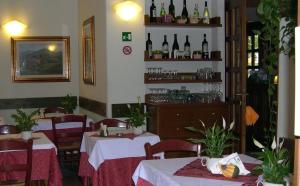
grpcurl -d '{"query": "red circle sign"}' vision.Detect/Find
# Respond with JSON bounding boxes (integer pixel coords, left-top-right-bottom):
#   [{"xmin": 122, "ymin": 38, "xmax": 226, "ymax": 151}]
[{"xmin": 123, "ymin": 46, "xmax": 132, "ymax": 55}]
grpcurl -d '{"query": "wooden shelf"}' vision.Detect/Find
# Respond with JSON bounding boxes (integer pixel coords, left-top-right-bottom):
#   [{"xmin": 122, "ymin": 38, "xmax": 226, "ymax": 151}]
[
  {"xmin": 144, "ymin": 51, "xmax": 222, "ymax": 62},
  {"xmin": 144, "ymin": 15, "xmax": 222, "ymax": 28},
  {"xmin": 144, "ymin": 57, "xmax": 222, "ymax": 62},
  {"xmin": 144, "ymin": 72, "xmax": 221, "ymax": 84}
]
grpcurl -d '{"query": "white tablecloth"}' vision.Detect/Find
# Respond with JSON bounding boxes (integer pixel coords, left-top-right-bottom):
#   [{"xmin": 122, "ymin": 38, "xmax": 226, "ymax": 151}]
[
  {"xmin": 0, "ymin": 132, "xmax": 57, "ymax": 151},
  {"xmin": 80, "ymin": 131, "xmax": 161, "ymax": 170},
  {"xmin": 132, "ymin": 154, "xmax": 261, "ymax": 186},
  {"xmin": 32, "ymin": 117, "xmax": 93, "ymax": 131}
]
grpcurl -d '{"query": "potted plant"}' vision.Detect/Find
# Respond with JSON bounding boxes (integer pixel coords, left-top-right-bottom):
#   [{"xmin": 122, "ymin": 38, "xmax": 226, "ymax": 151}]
[
  {"xmin": 61, "ymin": 94, "xmax": 77, "ymax": 114},
  {"xmin": 126, "ymin": 97, "xmax": 147, "ymax": 135},
  {"xmin": 253, "ymin": 137, "xmax": 290, "ymax": 186},
  {"xmin": 11, "ymin": 108, "xmax": 40, "ymax": 140},
  {"xmin": 185, "ymin": 118, "xmax": 237, "ymax": 172}
]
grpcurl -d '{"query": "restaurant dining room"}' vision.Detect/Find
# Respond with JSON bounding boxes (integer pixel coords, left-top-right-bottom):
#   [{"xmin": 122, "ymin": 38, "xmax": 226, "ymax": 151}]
[{"xmin": 0, "ymin": 0, "xmax": 299, "ymax": 186}]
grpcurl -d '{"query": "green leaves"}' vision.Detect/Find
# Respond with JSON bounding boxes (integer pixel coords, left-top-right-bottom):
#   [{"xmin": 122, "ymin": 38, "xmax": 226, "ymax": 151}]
[
  {"xmin": 185, "ymin": 119, "xmax": 237, "ymax": 158},
  {"xmin": 61, "ymin": 94, "xmax": 77, "ymax": 114},
  {"xmin": 253, "ymin": 138, "xmax": 290, "ymax": 184},
  {"xmin": 11, "ymin": 108, "xmax": 39, "ymax": 131},
  {"xmin": 125, "ymin": 99, "xmax": 147, "ymax": 128}
]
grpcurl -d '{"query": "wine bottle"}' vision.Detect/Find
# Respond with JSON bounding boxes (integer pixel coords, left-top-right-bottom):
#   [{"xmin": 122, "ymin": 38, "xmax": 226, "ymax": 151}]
[
  {"xmin": 160, "ymin": 2, "xmax": 166, "ymax": 17},
  {"xmin": 162, "ymin": 35, "xmax": 169, "ymax": 59},
  {"xmin": 172, "ymin": 34, "xmax": 179, "ymax": 59},
  {"xmin": 184, "ymin": 35, "xmax": 191, "ymax": 59},
  {"xmin": 203, "ymin": 1, "xmax": 210, "ymax": 24},
  {"xmin": 194, "ymin": 4, "xmax": 199, "ymax": 18},
  {"xmin": 181, "ymin": 0, "xmax": 189, "ymax": 21},
  {"xmin": 169, "ymin": 0, "xmax": 175, "ymax": 20},
  {"xmin": 202, "ymin": 34, "xmax": 209, "ymax": 59},
  {"xmin": 150, "ymin": 0, "xmax": 157, "ymax": 23},
  {"xmin": 146, "ymin": 33, "xmax": 153, "ymax": 58}
]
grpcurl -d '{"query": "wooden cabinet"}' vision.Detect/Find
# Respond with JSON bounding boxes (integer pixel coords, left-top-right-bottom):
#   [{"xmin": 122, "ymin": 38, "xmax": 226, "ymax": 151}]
[{"xmin": 147, "ymin": 103, "xmax": 229, "ymax": 140}]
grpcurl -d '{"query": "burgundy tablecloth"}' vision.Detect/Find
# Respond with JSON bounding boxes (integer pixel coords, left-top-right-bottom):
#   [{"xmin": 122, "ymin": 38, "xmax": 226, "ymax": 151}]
[
  {"xmin": 174, "ymin": 159, "xmax": 258, "ymax": 186},
  {"xmin": 78, "ymin": 152, "xmax": 145, "ymax": 186},
  {"xmin": 0, "ymin": 148, "xmax": 62, "ymax": 186},
  {"xmin": 137, "ymin": 177, "xmax": 153, "ymax": 186}
]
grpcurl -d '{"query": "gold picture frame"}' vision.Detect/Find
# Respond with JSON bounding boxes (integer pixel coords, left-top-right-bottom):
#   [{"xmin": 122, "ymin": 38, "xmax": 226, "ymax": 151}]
[
  {"xmin": 82, "ymin": 16, "xmax": 95, "ymax": 85},
  {"xmin": 11, "ymin": 36, "xmax": 70, "ymax": 82}
]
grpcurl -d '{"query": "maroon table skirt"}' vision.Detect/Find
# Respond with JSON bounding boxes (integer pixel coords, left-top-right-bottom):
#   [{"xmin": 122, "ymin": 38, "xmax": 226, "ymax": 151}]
[
  {"xmin": 0, "ymin": 148, "xmax": 62, "ymax": 186},
  {"xmin": 78, "ymin": 152, "xmax": 145, "ymax": 186}
]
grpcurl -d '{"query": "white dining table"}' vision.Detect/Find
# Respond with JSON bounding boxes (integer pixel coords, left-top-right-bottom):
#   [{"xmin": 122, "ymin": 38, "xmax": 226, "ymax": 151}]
[
  {"xmin": 132, "ymin": 154, "xmax": 262, "ymax": 186},
  {"xmin": 80, "ymin": 131, "xmax": 161, "ymax": 170},
  {"xmin": 32, "ymin": 117, "xmax": 93, "ymax": 131}
]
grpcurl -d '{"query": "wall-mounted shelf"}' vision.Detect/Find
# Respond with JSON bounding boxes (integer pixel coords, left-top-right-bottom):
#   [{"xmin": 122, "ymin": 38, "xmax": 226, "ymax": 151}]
[
  {"xmin": 144, "ymin": 72, "xmax": 221, "ymax": 84},
  {"xmin": 144, "ymin": 15, "xmax": 222, "ymax": 28}
]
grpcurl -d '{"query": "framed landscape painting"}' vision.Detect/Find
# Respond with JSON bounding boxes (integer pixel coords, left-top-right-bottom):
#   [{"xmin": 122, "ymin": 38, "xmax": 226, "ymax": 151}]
[
  {"xmin": 11, "ymin": 36, "xmax": 70, "ymax": 82},
  {"xmin": 82, "ymin": 16, "xmax": 95, "ymax": 85}
]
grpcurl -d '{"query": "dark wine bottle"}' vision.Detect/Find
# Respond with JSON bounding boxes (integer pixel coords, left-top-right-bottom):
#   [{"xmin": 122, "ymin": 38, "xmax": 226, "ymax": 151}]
[
  {"xmin": 184, "ymin": 35, "xmax": 191, "ymax": 59},
  {"xmin": 202, "ymin": 34, "xmax": 209, "ymax": 59},
  {"xmin": 181, "ymin": 0, "xmax": 189, "ymax": 21},
  {"xmin": 172, "ymin": 34, "xmax": 179, "ymax": 59},
  {"xmin": 162, "ymin": 35, "xmax": 169, "ymax": 59},
  {"xmin": 146, "ymin": 33, "xmax": 153, "ymax": 58},
  {"xmin": 169, "ymin": 0, "xmax": 175, "ymax": 20},
  {"xmin": 150, "ymin": 0, "xmax": 157, "ymax": 23}
]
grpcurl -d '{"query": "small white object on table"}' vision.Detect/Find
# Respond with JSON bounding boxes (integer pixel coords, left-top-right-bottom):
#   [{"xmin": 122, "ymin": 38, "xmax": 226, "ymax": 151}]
[
  {"xmin": 32, "ymin": 117, "xmax": 93, "ymax": 131},
  {"xmin": 132, "ymin": 154, "xmax": 261, "ymax": 186},
  {"xmin": 80, "ymin": 131, "xmax": 161, "ymax": 170}
]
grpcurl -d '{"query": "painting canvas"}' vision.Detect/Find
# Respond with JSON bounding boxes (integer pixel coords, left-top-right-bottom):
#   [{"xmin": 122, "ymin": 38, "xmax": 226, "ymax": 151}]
[
  {"xmin": 12, "ymin": 36, "xmax": 70, "ymax": 82},
  {"xmin": 83, "ymin": 16, "xmax": 95, "ymax": 85}
]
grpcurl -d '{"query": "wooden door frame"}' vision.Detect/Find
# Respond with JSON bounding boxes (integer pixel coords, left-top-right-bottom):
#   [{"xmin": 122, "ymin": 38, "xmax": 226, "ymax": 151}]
[{"xmin": 294, "ymin": 0, "xmax": 300, "ymax": 184}]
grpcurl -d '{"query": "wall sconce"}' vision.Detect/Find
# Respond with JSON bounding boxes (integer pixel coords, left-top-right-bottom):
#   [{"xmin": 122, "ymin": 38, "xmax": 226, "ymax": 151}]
[
  {"xmin": 2, "ymin": 20, "xmax": 27, "ymax": 36},
  {"xmin": 273, "ymin": 75, "xmax": 278, "ymax": 85},
  {"xmin": 114, "ymin": 0, "xmax": 142, "ymax": 21}
]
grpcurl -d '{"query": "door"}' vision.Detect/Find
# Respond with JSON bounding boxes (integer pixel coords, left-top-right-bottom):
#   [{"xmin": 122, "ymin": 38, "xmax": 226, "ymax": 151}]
[{"xmin": 225, "ymin": 0, "xmax": 247, "ymax": 153}]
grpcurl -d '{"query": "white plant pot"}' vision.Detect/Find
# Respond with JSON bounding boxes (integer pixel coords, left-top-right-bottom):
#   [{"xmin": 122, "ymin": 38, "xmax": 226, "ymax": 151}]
[
  {"xmin": 201, "ymin": 157, "xmax": 222, "ymax": 174},
  {"xmin": 133, "ymin": 126, "xmax": 143, "ymax": 135},
  {"xmin": 261, "ymin": 182, "xmax": 284, "ymax": 186},
  {"xmin": 21, "ymin": 131, "xmax": 32, "ymax": 140}
]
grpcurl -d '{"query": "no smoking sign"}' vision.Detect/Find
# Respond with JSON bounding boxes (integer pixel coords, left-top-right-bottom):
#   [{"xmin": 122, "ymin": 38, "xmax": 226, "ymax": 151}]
[{"xmin": 123, "ymin": 45, "xmax": 132, "ymax": 55}]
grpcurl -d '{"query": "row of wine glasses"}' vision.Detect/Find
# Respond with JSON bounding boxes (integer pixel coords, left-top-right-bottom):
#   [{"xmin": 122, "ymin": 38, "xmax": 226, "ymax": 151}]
[
  {"xmin": 146, "ymin": 67, "xmax": 178, "ymax": 80},
  {"xmin": 196, "ymin": 67, "xmax": 215, "ymax": 80}
]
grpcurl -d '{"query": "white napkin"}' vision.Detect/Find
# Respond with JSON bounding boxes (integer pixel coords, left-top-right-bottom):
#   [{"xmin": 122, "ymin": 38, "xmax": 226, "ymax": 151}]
[{"xmin": 219, "ymin": 153, "xmax": 250, "ymax": 175}]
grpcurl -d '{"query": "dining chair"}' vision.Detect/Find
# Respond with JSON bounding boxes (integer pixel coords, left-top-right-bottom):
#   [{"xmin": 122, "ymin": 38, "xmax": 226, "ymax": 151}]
[
  {"xmin": 0, "ymin": 139, "xmax": 33, "ymax": 186},
  {"xmin": 0, "ymin": 125, "xmax": 18, "ymax": 135},
  {"xmin": 90, "ymin": 118, "xmax": 129, "ymax": 130},
  {"xmin": 144, "ymin": 139, "xmax": 201, "ymax": 160},
  {"xmin": 51, "ymin": 114, "xmax": 87, "ymax": 167},
  {"xmin": 43, "ymin": 107, "xmax": 66, "ymax": 118}
]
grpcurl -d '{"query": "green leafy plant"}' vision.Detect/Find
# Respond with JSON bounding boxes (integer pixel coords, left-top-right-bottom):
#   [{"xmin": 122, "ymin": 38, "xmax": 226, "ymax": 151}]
[
  {"xmin": 11, "ymin": 109, "xmax": 39, "ymax": 131},
  {"xmin": 185, "ymin": 118, "xmax": 237, "ymax": 158},
  {"xmin": 126, "ymin": 97, "xmax": 147, "ymax": 128},
  {"xmin": 61, "ymin": 94, "xmax": 77, "ymax": 114},
  {"xmin": 253, "ymin": 137, "xmax": 290, "ymax": 184}
]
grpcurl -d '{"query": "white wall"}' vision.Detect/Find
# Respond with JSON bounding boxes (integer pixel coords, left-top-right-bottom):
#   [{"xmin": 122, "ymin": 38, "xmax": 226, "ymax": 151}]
[
  {"xmin": 78, "ymin": 0, "xmax": 107, "ymax": 104},
  {"xmin": 277, "ymin": 18, "xmax": 295, "ymax": 138},
  {"xmin": 106, "ymin": 0, "xmax": 145, "ymax": 117},
  {"xmin": 0, "ymin": 0, "xmax": 79, "ymax": 123}
]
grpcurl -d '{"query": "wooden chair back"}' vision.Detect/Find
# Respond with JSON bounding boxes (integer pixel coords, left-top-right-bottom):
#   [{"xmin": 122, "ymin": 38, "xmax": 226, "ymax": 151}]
[
  {"xmin": 0, "ymin": 139, "xmax": 33, "ymax": 186},
  {"xmin": 90, "ymin": 118, "xmax": 129, "ymax": 130},
  {"xmin": 0, "ymin": 125, "xmax": 18, "ymax": 135},
  {"xmin": 43, "ymin": 107, "xmax": 66, "ymax": 117},
  {"xmin": 51, "ymin": 114, "xmax": 87, "ymax": 146},
  {"xmin": 145, "ymin": 139, "xmax": 201, "ymax": 160}
]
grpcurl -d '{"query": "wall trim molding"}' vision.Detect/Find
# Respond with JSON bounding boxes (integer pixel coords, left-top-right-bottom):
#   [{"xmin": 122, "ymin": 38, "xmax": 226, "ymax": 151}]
[
  {"xmin": 0, "ymin": 96, "xmax": 76, "ymax": 110},
  {"xmin": 79, "ymin": 96, "xmax": 106, "ymax": 116}
]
